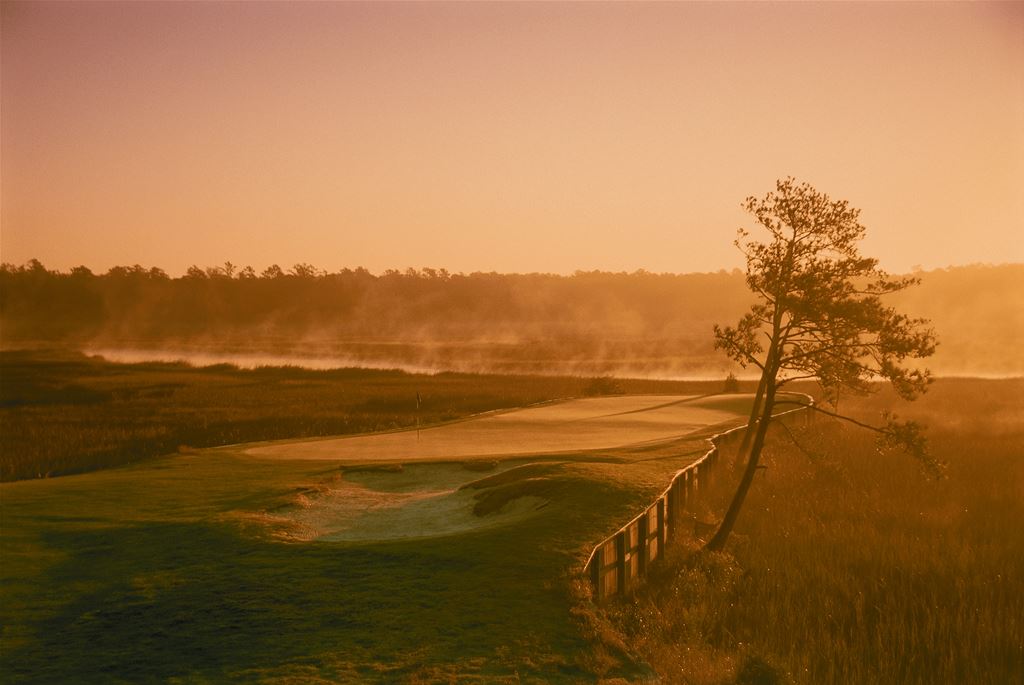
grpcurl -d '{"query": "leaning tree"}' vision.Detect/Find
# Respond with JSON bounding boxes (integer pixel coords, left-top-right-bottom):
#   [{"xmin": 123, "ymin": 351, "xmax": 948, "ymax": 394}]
[{"xmin": 706, "ymin": 178, "xmax": 938, "ymax": 551}]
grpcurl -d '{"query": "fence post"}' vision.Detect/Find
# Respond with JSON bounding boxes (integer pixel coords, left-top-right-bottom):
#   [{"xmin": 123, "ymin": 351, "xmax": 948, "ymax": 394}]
[
  {"xmin": 615, "ymin": 530, "xmax": 627, "ymax": 596},
  {"xmin": 590, "ymin": 548, "xmax": 605, "ymax": 599},
  {"xmin": 657, "ymin": 497, "xmax": 666, "ymax": 554},
  {"xmin": 667, "ymin": 483, "xmax": 677, "ymax": 537},
  {"xmin": 707, "ymin": 448, "xmax": 717, "ymax": 489},
  {"xmin": 637, "ymin": 512, "xmax": 649, "ymax": 577}
]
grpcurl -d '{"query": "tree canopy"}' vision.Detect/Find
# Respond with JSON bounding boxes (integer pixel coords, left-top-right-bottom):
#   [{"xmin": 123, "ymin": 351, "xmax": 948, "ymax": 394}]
[{"xmin": 707, "ymin": 178, "xmax": 938, "ymax": 550}]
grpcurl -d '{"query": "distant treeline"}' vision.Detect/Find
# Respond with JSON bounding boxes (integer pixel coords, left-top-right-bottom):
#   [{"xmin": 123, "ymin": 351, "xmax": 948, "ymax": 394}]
[
  {"xmin": 1, "ymin": 260, "xmax": 1021, "ymax": 376},
  {"xmin": 0, "ymin": 259, "xmax": 749, "ymax": 341}
]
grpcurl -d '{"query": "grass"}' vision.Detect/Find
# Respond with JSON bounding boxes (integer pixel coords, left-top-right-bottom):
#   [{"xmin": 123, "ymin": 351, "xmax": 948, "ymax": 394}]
[
  {"xmin": 11, "ymin": 349, "xmax": 1013, "ymax": 683},
  {"xmin": 0, "ymin": 349, "xmax": 754, "ymax": 683},
  {"xmin": 0, "ymin": 434, "xmax": 728, "ymax": 683},
  {"xmin": 0, "ymin": 348, "xmax": 731, "ymax": 482},
  {"xmin": 606, "ymin": 378, "xmax": 1024, "ymax": 684}
]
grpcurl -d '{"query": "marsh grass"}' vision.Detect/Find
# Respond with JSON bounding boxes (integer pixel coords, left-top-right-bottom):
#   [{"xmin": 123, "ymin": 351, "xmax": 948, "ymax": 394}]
[{"xmin": 608, "ymin": 378, "xmax": 1024, "ymax": 684}]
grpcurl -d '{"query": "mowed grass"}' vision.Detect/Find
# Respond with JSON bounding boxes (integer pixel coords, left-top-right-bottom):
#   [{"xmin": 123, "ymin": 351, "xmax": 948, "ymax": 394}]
[
  {"xmin": 0, "ymin": 455, "xmax": 601, "ymax": 683},
  {"xmin": 608, "ymin": 378, "xmax": 1024, "ymax": 684},
  {"xmin": 0, "ymin": 350, "xmax": 757, "ymax": 683},
  {"xmin": 0, "ymin": 349, "xmax": 729, "ymax": 482},
  {"xmin": 0, "ymin": 428, "xmax": 731, "ymax": 683}
]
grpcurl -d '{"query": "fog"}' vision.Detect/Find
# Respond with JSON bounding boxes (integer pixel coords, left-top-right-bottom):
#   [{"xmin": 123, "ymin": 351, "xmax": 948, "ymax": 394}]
[{"xmin": 2, "ymin": 262, "xmax": 1020, "ymax": 378}]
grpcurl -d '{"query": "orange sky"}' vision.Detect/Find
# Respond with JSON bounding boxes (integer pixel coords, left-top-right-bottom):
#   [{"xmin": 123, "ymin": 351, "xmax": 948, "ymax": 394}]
[{"xmin": 2, "ymin": 1, "xmax": 1021, "ymax": 276}]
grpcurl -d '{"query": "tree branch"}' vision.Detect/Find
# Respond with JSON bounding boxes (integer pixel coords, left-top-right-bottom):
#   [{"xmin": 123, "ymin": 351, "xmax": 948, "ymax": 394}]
[
  {"xmin": 773, "ymin": 417, "xmax": 825, "ymax": 462},
  {"xmin": 804, "ymin": 403, "xmax": 886, "ymax": 434}
]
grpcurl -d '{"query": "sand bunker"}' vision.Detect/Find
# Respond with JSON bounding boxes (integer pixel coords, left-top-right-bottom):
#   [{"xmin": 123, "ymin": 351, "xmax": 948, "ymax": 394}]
[
  {"xmin": 245, "ymin": 395, "xmax": 738, "ymax": 463},
  {"xmin": 265, "ymin": 462, "xmax": 548, "ymax": 542}
]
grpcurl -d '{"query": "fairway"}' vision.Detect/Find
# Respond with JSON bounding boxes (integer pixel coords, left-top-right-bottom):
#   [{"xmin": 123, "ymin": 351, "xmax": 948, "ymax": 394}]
[
  {"xmin": 234, "ymin": 395, "xmax": 748, "ymax": 544},
  {"xmin": 245, "ymin": 394, "xmax": 737, "ymax": 462},
  {"xmin": 239, "ymin": 395, "xmax": 744, "ymax": 544},
  {"xmin": 1, "ymin": 393, "xmax": 754, "ymax": 683}
]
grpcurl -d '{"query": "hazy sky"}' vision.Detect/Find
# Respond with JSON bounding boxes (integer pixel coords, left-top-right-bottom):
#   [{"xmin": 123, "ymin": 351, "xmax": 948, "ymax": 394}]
[{"xmin": 2, "ymin": 1, "xmax": 1021, "ymax": 276}]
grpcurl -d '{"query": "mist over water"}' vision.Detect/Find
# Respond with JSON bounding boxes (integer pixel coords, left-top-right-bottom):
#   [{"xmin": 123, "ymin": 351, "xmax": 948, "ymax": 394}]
[
  {"xmin": 83, "ymin": 344, "xmax": 1022, "ymax": 381},
  {"xmin": 84, "ymin": 347, "xmax": 443, "ymax": 375},
  {"xmin": 83, "ymin": 342, "xmax": 741, "ymax": 381},
  {"xmin": 4, "ymin": 263, "xmax": 1022, "ymax": 379}
]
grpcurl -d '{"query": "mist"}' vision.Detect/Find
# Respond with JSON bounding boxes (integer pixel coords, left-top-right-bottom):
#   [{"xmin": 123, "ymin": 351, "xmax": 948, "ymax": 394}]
[{"xmin": 1, "ymin": 262, "xmax": 1020, "ymax": 378}]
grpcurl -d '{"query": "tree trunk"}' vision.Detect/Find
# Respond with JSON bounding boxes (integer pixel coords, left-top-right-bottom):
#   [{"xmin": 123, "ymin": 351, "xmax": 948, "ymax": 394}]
[
  {"xmin": 733, "ymin": 373, "xmax": 767, "ymax": 473},
  {"xmin": 705, "ymin": 381, "xmax": 777, "ymax": 552}
]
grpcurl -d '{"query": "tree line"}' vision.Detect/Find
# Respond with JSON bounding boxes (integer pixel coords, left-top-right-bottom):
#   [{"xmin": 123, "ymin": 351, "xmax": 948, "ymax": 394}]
[
  {"xmin": 1, "ymin": 259, "xmax": 1020, "ymax": 376},
  {"xmin": 0, "ymin": 260, "xmax": 750, "ymax": 343}
]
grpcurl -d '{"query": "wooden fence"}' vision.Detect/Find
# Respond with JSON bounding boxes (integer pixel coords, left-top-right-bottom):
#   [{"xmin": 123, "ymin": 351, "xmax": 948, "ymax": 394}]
[{"xmin": 585, "ymin": 396, "xmax": 814, "ymax": 601}]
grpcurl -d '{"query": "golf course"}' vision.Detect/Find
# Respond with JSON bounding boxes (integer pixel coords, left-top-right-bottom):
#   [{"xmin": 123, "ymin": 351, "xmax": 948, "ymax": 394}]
[{"xmin": 0, "ymin": 389, "xmax": 758, "ymax": 683}]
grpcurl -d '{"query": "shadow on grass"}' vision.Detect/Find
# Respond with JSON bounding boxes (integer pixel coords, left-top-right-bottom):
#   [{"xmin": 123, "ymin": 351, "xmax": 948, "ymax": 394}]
[{"xmin": 3, "ymin": 515, "xmax": 597, "ymax": 683}]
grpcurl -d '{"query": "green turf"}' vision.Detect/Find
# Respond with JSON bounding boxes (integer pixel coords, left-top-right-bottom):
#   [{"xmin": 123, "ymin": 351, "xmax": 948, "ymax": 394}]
[
  {"xmin": 0, "ymin": 405, "xmax": 754, "ymax": 683},
  {"xmin": 0, "ymin": 350, "xmax": 764, "ymax": 681}
]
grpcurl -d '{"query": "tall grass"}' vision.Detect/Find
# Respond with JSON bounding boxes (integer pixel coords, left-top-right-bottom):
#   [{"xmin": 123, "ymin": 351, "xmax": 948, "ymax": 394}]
[{"xmin": 608, "ymin": 378, "xmax": 1024, "ymax": 684}]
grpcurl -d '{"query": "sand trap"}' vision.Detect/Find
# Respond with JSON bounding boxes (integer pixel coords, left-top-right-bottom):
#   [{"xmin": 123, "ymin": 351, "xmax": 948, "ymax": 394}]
[
  {"xmin": 263, "ymin": 462, "xmax": 549, "ymax": 542},
  {"xmin": 245, "ymin": 394, "xmax": 739, "ymax": 463}
]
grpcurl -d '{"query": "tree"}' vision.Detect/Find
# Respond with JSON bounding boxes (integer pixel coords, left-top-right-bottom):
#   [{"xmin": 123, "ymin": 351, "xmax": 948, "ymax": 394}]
[
  {"xmin": 706, "ymin": 178, "xmax": 938, "ymax": 551},
  {"xmin": 290, "ymin": 263, "xmax": 320, "ymax": 278},
  {"xmin": 261, "ymin": 264, "xmax": 284, "ymax": 279}
]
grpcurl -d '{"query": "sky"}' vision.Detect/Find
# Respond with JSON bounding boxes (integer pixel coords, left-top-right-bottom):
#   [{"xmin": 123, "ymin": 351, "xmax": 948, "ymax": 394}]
[{"xmin": 2, "ymin": 1, "xmax": 1022, "ymax": 276}]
